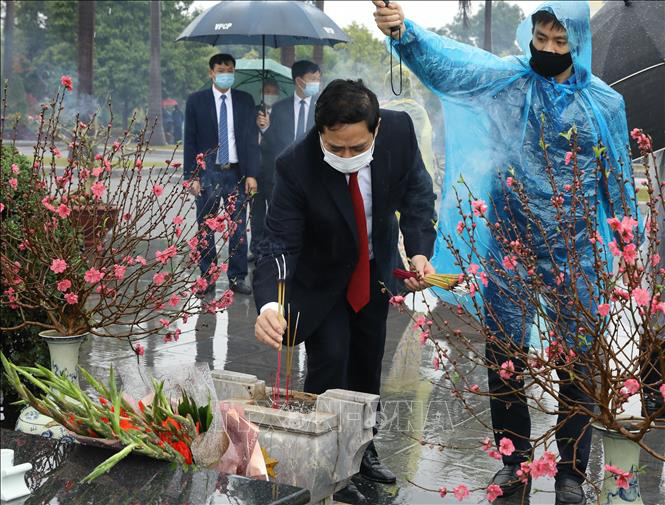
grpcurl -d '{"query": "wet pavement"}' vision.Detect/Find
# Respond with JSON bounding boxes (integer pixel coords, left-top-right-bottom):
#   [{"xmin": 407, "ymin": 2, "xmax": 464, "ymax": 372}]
[{"xmin": 76, "ymin": 271, "xmax": 665, "ymax": 505}]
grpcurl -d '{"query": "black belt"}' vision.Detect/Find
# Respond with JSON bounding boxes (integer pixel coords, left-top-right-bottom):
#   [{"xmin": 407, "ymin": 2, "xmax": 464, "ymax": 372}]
[{"xmin": 214, "ymin": 162, "xmax": 239, "ymax": 171}]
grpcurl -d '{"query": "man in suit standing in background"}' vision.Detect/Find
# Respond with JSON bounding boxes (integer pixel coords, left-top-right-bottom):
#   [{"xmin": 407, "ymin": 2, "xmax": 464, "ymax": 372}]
[
  {"xmin": 184, "ymin": 53, "xmax": 260, "ymax": 296},
  {"xmin": 253, "ymin": 79, "xmax": 436, "ymax": 503},
  {"xmin": 249, "ymin": 78, "xmax": 281, "ymax": 262}
]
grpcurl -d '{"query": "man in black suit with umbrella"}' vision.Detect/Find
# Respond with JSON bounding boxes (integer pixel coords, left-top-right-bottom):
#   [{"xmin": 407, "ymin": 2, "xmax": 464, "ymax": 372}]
[{"xmin": 253, "ymin": 79, "xmax": 436, "ymax": 503}]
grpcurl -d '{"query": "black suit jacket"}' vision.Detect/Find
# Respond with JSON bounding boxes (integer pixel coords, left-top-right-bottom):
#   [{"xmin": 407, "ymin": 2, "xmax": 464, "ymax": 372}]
[
  {"xmin": 183, "ymin": 87, "xmax": 260, "ymax": 182},
  {"xmin": 253, "ymin": 109, "xmax": 436, "ymax": 342},
  {"xmin": 260, "ymin": 95, "xmax": 316, "ymax": 187}
]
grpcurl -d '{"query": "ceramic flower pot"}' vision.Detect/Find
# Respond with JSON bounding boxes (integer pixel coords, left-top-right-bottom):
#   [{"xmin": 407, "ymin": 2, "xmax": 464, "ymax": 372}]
[
  {"xmin": 14, "ymin": 330, "xmax": 87, "ymax": 440},
  {"xmin": 594, "ymin": 422, "xmax": 645, "ymax": 505}
]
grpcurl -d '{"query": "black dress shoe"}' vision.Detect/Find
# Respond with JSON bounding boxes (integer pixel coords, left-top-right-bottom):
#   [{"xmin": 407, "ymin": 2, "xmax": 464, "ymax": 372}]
[
  {"xmin": 332, "ymin": 480, "xmax": 367, "ymax": 504},
  {"xmin": 643, "ymin": 392, "xmax": 665, "ymax": 420},
  {"xmin": 490, "ymin": 464, "xmax": 530, "ymax": 497},
  {"xmin": 555, "ymin": 476, "xmax": 586, "ymax": 505},
  {"xmin": 359, "ymin": 441, "xmax": 396, "ymax": 484},
  {"xmin": 247, "ymin": 252, "xmax": 256, "ymax": 263},
  {"xmin": 230, "ymin": 279, "xmax": 251, "ymax": 295}
]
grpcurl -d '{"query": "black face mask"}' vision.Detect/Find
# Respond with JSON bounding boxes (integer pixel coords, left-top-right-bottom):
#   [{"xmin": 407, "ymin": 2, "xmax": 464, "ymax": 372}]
[{"xmin": 529, "ymin": 40, "xmax": 573, "ymax": 78}]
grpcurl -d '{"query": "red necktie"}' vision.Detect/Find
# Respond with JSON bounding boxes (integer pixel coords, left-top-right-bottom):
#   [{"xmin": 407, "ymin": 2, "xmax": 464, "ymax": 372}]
[{"xmin": 347, "ymin": 172, "xmax": 370, "ymax": 312}]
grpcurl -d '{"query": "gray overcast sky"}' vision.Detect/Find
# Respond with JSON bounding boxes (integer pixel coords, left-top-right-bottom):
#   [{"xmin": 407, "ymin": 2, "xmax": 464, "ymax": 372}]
[{"xmin": 190, "ymin": 1, "xmax": 552, "ymax": 37}]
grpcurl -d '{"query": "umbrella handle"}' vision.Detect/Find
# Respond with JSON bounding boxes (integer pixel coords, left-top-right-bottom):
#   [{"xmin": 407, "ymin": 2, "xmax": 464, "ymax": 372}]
[{"xmin": 384, "ymin": 0, "xmax": 402, "ymax": 96}]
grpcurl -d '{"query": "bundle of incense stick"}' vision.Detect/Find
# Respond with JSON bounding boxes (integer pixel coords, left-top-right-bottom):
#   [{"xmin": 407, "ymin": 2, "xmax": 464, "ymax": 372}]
[
  {"xmin": 392, "ymin": 268, "xmax": 461, "ymax": 290},
  {"xmin": 273, "ymin": 256, "xmax": 286, "ymax": 407},
  {"xmin": 273, "ymin": 256, "xmax": 300, "ymax": 408}
]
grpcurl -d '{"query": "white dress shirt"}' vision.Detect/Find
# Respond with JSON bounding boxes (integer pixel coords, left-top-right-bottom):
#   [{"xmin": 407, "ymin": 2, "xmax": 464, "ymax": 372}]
[
  {"xmin": 212, "ymin": 85, "xmax": 238, "ymax": 163},
  {"xmin": 293, "ymin": 94, "xmax": 312, "ymax": 139},
  {"xmin": 260, "ymin": 163, "xmax": 373, "ymax": 315}
]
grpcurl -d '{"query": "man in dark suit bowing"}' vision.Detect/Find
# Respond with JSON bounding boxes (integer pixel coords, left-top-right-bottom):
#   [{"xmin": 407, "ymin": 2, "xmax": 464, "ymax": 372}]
[
  {"xmin": 184, "ymin": 53, "xmax": 260, "ymax": 296},
  {"xmin": 253, "ymin": 79, "xmax": 436, "ymax": 503}
]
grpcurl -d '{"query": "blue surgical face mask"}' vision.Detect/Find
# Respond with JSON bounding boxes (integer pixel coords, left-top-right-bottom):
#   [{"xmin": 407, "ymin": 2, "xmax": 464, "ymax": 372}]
[
  {"xmin": 303, "ymin": 81, "xmax": 320, "ymax": 97},
  {"xmin": 214, "ymin": 72, "xmax": 235, "ymax": 89}
]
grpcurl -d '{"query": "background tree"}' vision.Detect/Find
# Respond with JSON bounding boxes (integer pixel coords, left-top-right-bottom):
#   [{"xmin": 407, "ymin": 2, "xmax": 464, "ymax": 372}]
[
  {"xmin": 77, "ymin": 0, "xmax": 95, "ymax": 103},
  {"xmin": 439, "ymin": 1, "xmax": 524, "ymax": 56},
  {"xmin": 2, "ymin": 0, "xmax": 15, "ymax": 84},
  {"xmin": 148, "ymin": 0, "xmax": 166, "ymax": 145}
]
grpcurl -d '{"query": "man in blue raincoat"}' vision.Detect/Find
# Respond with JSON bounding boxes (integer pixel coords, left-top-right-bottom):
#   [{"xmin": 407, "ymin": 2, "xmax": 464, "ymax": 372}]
[{"xmin": 375, "ymin": 2, "xmax": 639, "ymax": 504}]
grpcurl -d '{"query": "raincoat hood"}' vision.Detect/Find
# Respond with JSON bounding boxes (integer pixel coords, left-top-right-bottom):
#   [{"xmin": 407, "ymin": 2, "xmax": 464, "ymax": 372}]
[{"xmin": 517, "ymin": 1, "xmax": 593, "ymax": 87}]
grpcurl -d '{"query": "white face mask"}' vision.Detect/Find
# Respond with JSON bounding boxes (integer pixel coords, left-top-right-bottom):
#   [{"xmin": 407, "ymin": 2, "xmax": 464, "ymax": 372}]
[{"xmin": 320, "ymin": 135, "xmax": 376, "ymax": 174}]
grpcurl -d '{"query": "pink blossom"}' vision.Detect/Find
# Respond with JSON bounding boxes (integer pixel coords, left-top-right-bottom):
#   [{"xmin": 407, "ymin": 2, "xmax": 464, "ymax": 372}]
[
  {"xmin": 481, "ymin": 437, "xmax": 493, "ymax": 452},
  {"xmin": 453, "ymin": 484, "xmax": 469, "ymax": 501},
  {"xmin": 502, "ymin": 255, "xmax": 517, "ymax": 271},
  {"xmin": 64, "ymin": 292, "xmax": 78, "ymax": 304},
  {"xmin": 57, "ymin": 279, "xmax": 72, "ymax": 292},
  {"xmin": 660, "ymin": 384, "xmax": 665, "ymax": 402},
  {"xmin": 633, "ymin": 288, "xmax": 650, "ymax": 307},
  {"xmin": 153, "ymin": 184, "xmax": 164, "ymax": 197},
  {"xmin": 499, "ymin": 437, "xmax": 515, "ymax": 456},
  {"xmin": 456, "ymin": 220, "xmax": 465, "ymax": 235},
  {"xmin": 92, "ymin": 166, "xmax": 103, "ymax": 177},
  {"xmin": 470, "ymin": 384, "xmax": 480, "ymax": 393},
  {"xmin": 488, "ymin": 449, "xmax": 502, "ymax": 460},
  {"xmin": 91, "ymin": 181, "xmax": 106, "ymax": 200},
  {"xmin": 432, "ymin": 356, "xmax": 440, "ymax": 371},
  {"xmin": 155, "ymin": 245, "xmax": 177, "ymax": 264},
  {"xmin": 84, "ymin": 268, "xmax": 104, "ymax": 284},
  {"xmin": 479, "ymin": 271, "xmax": 488, "ymax": 287},
  {"xmin": 506, "ymin": 177, "xmax": 514, "ymax": 188},
  {"xmin": 609, "ymin": 240, "xmax": 621, "ymax": 257},
  {"xmin": 487, "ymin": 484, "xmax": 503, "ymax": 502},
  {"xmin": 651, "ymin": 254, "xmax": 660, "ymax": 267},
  {"xmin": 168, "ymin": 294, "xmax": 181, "ymax": 307},
  {"xmin": 11, "ymin": 163, "xmax": 20, "ymax": 174},
  {"xmin": 8, "ymin": 178, "xmax": 18, "ymax": 190},
  {"xmin": 173, "ymin": 215, "xmax": 184, "ymax": 225},
  {"xmin": 630, "ymin": 128, "xmax": 641, "ymax": 140},
  {"xmin": 0, "ymin": 203, "xmax": 4, "ymax": 213},
  {"xmin": 56, "ymin": 204, "xmax": 71, "ymax": 218},
  {"xmin": 50, "ymin": 259, "xmax": 68, "ymax": 274},
  {"xmin": 159, "ymin": 318, "xmax": 170, "ymax": 328},
  {"xmin": 499, "ymin": 360, "xmax": 515, "ymax": 380},
  {"xmin": 153, "ymin": 272, "xmax": 167, "ymax": 285},
  {"xmin": 42, "ymin": 197, "xmax": 56, "ymax": 212},
  {"xmin": 607, "ymin": 217, "xmax": 621, "ymax": 231},
  {"xmin": 530, "ymin": 452, "xmax": 558, "ymax": 479},
  {"xmin": 389, "ymin": 295, "xmax": 405, "ymax": 307},
  {"xmin": 60, "ymin": 75, "xmax": 73, "ymax": 91},
  {"xmin": 135, "ymin": 343, "xmax": 145, "ymax": 356},
  {"xmin": 598, "ymin": 303, "xmax": 610, "ymax": 317},
  {"xmin": 220, "ymin": 262, "xmax": 229, "ymax": 272},
  {"xmin": 438, "ymin": 487, "xmax": 448, "ymax": 497},
  {"xmin": 605, "ymin": 464, "xmax": 631, "ymax": 490},
  {"xmin": 472, "ymin": 199, "xmax": 488, "ymax": 217},
  {"xmin": 468, "ymin": 263, "xmax": 480, "ymax": 275},
  {"xmin": 622, "ymin": 378, "xmax": 640, "ymax": 396},
  {"xmin": 193, "ymin": 277, "xmax": 208, "ymax": 293},
  {"xmin": 113, "ymin": 264, "xmax": 127, "ymax": 280},
  {"xmin": 564, "ymin": 151, "xmax": 573, "ymax": 166},
  {"xmin": 135, "ymin": 255, "xmax": 147, "ymax": 266}
]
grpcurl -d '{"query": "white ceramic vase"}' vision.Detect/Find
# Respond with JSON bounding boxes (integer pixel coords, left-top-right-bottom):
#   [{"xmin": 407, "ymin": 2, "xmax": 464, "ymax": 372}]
[
  {"xmin": 595, "ymin": 424, "xmax": 645, "ymax": 505},
  {"xmin": 14, "ymin": 330, "xmax": 87, "ymax": 440}
]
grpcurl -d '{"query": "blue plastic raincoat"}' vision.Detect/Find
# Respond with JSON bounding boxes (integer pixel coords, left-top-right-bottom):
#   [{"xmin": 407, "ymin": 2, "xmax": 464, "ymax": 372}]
[{"xmin": 390, "ymin": 1, "xmax": 639, "ymax": 346}]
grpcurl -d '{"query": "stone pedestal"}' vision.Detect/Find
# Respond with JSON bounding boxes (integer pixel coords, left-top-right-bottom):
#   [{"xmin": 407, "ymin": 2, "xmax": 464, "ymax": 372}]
[{"xmin": 212, "ymin": 370, "xmax": 379, "ymax": 505}]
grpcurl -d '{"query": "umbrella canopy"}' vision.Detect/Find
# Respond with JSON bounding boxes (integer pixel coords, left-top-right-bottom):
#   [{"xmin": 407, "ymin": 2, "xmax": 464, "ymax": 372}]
[
  {"xmin": 235, "ymin": 58, "xmax": 294, "ymax": 104},
  {"xmin": 176, "ymin": 0, "xmax": 349, "ymax": 47},
  {"xmin": 592, "ymin": 0, "xmax": 665, "ymax": 151}
]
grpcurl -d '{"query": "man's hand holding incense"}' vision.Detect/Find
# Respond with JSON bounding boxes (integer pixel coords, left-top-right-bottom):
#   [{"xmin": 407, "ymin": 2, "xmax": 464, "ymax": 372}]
[
  {"xmin": 405, "ymin": 255, "xmax": 435, "ymax": 292},
  {"xmin": 255, "ymin": 309, "xmax": 286, "ymax": 349}
]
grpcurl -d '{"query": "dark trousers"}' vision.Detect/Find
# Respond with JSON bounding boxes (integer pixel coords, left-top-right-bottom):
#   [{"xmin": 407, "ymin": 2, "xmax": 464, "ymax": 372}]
[
  {"xmin": 486, "ymin": 342, "xmax": 593, "ymax": 483},
  {"xmin": 249, "ymin": 177, "xmax": 273, "ymax": 255},
  {"xmin": 303, "ymin": 261, "xmax": 389, "ymax": 397},
  {"xmin": 195, "ymin": 167, "xmax": 248, "ymax": 282}
]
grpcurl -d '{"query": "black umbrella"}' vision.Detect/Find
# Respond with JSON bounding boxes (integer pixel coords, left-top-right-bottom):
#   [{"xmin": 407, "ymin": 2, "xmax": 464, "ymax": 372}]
[
  {"xmin": 177, "ymin": 1, "xmax": 349, "ymax": 104},
  {"xmin": 591, "ymin": 0, "xmax": 665, "ymax": 152}
]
